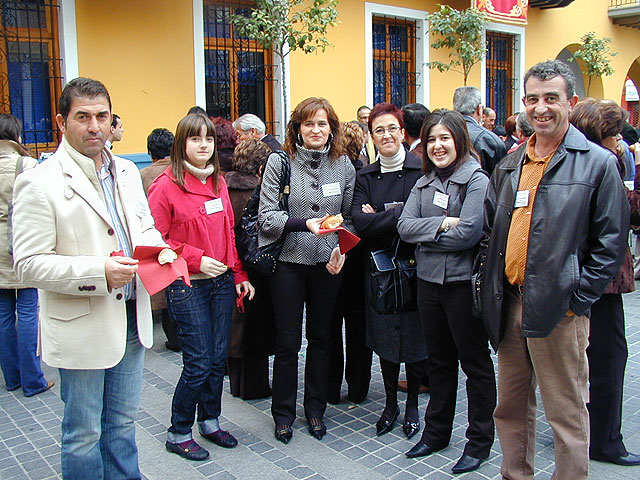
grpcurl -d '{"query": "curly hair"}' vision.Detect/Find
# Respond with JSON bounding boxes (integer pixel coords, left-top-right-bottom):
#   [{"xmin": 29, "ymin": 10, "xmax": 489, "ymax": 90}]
[
  {"xmin": 341, "ymin": 122, "xmax": 364, "ymax": 163},
  {"xmin": 232, "ymin": 138, "xmax": 271, "ymax": 175}
]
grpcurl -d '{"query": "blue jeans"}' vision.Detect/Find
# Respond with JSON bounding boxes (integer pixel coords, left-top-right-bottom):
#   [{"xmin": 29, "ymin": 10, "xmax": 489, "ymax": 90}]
[
  {"xmin": 0, "ymin": 288, "xmax": 47, "ymax": 396},
  {"xmin": 59, "ymin": 301, "xmax": 144, "ymax": 480},
  {"xmin": 166, "ymin": 273, "xmax": 234, "ymax": 442}
]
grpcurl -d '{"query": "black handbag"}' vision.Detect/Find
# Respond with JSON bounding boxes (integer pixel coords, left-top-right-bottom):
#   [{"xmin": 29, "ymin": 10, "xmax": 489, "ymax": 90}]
[
  {"xmin": 369, "ymin": 236, "xmax": 417, "ymax": 315},
  {"xmin": 235, "ymin": 151, "xmax": 290, "ymax": 276}
]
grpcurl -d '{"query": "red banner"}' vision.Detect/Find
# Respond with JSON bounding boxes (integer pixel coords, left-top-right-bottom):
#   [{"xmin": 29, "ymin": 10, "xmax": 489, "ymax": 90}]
[{"xmin": 472, "ymin": 0, "xmax": 528, "ymax": 25}]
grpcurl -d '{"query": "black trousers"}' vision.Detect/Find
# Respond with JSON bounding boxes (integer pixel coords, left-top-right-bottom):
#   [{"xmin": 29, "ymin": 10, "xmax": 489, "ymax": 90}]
[
  {"xmin": 327, "ymin": 308, "xmax": 372, "ymax": 403},
  {"xmin": 416, "ymin": 279, "xmax": 496, "ymax": 459},
  {"xmin": 269, "ymin": 261, "xmax": 342, "ymax": 425},
  {"xmin": 228, "ymin": 355, "xmax": 271, "ymax": 400},
  {"xmin": 587, "ymin": 293, "xmax": 629, "ymax": 459}
]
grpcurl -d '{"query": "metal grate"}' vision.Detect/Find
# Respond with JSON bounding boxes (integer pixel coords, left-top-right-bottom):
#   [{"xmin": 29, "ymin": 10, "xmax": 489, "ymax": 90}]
[
  {"xmin": 372, "ymin": 15, "xmax": 418, "ymax": 108},
  {"xmin": 0, "ymin": 0, "xmax": 62, "ymax": 157},
  {"xmin": 203, "ymin": 0, "xmax": 276, "ymax": 133},
  {"xmin": 486, "ymin": 31, "xmax": 516, "ymax": 127}
]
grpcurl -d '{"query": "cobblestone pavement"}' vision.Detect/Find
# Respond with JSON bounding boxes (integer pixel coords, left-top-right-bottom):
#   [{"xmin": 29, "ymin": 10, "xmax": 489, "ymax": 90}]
[{"xmin": 2, "ymin": 288, "xmax": 640, "ymax": 480}]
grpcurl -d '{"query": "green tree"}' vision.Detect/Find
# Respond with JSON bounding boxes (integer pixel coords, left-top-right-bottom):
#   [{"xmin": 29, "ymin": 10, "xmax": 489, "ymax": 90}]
[
  {"xmin": 426, "ymin": 4, "xmax": 487, "ymax": 86},
  {"xmin": 231, "ymin": 0, "xmax": 339, "ymax": 122},
  {"xmin": 568, "ymin": 32, "xmax": 617, "ymax": 96}
]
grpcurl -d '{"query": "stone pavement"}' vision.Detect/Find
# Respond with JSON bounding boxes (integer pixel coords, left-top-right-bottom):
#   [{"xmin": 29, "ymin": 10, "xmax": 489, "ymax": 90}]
[{"xmin": 2, "ymin": 289, "xmax": 640, "ymax": 480}]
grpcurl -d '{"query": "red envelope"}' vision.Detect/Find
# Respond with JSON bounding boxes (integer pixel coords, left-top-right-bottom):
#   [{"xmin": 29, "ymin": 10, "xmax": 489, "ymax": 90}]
[
  {"xmin": 132, "ymin": 245, "xmax": 191, "ymax": 296},
  {"xmin": 318, "ymin": 227, "xmax": 361, "ymax": 254}
]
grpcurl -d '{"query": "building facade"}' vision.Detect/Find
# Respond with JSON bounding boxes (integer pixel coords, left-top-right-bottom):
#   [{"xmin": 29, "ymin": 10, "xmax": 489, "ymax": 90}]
[{"xmin": 1, "ymin": 0, "xmax": 639, "ymax": 163}]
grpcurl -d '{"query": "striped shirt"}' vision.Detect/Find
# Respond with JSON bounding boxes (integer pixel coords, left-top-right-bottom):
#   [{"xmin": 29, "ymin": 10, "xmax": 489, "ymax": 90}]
[{"xmin": 98, "ymin": 153, "xmax": 134, "ymax": 300}]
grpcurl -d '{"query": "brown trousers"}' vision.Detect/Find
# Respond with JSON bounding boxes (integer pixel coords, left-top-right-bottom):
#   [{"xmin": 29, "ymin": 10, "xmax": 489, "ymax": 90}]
[{"xmin": 494, "ymin": 289, "xmax": 590, "ymax": 480}]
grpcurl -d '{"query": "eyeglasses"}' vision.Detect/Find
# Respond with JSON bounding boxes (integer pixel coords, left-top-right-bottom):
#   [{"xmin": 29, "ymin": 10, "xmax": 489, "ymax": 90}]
[{"xmin": 372, "ymin": 125, "xmax": 401, "ymax": 137}]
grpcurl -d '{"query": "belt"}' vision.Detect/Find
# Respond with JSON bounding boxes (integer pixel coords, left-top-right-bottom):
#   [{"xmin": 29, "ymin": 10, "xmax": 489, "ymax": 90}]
[{"xmin": 505, "ymin": 282, "xmax": 524, "ymax": 297}]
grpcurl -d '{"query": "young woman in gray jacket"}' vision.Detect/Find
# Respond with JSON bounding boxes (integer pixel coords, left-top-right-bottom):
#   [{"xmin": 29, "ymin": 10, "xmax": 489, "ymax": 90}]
[{"xmin": 397, "ymin": 109, "xmax": 496, "ymax": 475}]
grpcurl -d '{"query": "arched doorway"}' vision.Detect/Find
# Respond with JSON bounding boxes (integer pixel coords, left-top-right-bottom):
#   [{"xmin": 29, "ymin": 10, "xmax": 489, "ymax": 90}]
[
  {"xmin": 623, "ymin": 58, "xmax": 640, "ymax": 129},
  {"xmin": 556, "ymin": 47, "xmax": 592, "ymax": 98}
]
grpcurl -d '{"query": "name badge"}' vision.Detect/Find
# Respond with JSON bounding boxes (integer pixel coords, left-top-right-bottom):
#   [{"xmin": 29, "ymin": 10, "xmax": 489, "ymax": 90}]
[
  {"xmin": 433, "ymin": 191, "xmax": 449, "ymax": 209},
  {"xmin": 384, "ymin": 201, "xmax": 404, "ymax": 211},
  {"xmin": 322, "ymin": 182, "xmax": 341, "ymax": 197},
  {"xmin": 624, "ymin": 180, "xmax": 634, "ymax": 191},
  {"xmin": 204, "ymin": 198, "xmax": 223, "ymax": 215},
  {"xmin": 514, "ymin": 190, "xmax": 530, "ymax": 208}
]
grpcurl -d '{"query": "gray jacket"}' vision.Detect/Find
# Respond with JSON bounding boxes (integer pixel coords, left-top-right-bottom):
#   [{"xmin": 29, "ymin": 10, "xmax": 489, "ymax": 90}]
[
  {"xmin": 397, "ymin": 157, "xmax": 487, "ymax": 284},
  {"xmin": 258, "ymin": 146, "xmax": 355, "ymax": 265}
]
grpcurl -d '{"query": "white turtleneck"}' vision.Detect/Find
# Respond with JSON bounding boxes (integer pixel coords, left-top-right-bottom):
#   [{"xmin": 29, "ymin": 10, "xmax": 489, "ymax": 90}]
[
  {"xmin": 184, "ymin": 160, "xmax": 214, "ymax": 183},
  {"xmin": 378, "ymin": 147, "xmax": 406, "ymax": 173}
]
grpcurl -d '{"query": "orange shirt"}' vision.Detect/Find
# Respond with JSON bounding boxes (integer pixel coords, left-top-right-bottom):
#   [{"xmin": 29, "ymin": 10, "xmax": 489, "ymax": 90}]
[{"xmin": 504, "ymin": 134, "xmax": 558, "ymax": 286}]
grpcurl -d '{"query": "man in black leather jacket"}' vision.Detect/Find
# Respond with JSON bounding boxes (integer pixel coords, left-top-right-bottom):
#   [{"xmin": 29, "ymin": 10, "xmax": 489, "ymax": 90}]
[
  {"xmin": 477, "ymin": 60, "xmax": 629, "ymax": 480},
  {"xmin": 453, "ymin": 86, "xmax": 507, "ymax": 175}
]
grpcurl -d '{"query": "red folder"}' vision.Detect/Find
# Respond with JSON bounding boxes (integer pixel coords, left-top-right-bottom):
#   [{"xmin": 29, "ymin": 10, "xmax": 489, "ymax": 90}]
[
  {"xmin": 318, "ymin": 227, "xmax": 361, "ymax": 254},
  {"xmin": 111, "ymin": 246, "xmax": 190, "ymax": 296}
]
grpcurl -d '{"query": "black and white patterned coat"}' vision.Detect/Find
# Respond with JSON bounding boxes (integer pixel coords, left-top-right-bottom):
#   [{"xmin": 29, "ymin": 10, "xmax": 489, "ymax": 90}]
[{"xmin": 258, "ymin": 145, "xmax": 356, "ymax": 265}]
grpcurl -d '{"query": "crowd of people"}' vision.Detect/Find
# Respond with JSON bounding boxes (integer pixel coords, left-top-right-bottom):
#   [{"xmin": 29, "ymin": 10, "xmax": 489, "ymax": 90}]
[{"xmin": 2, "ymin": 59, "xmax": 640, "ymax": 479}]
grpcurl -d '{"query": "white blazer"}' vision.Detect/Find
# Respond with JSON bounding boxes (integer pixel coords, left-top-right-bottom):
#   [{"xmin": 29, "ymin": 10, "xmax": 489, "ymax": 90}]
[{"xmin": 12, "ymin": 138, "xmax": 164, "ymax": 369}]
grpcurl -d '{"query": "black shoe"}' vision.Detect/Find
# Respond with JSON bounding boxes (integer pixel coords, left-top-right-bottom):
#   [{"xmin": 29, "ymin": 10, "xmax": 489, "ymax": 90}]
[
  {"xmin": 451, "ymin": 454, "xmax": 483, "ymax": 474},
  {"xmin": 201, "ymin": 429, "xmax": 237, "ymax": 448},
  {"xmin": 405, "ymin": 442, "xmax": 442, "ymax": 458},
  {"xmin": 275, "ymin": 425, "xmax": 293, "ymax": 444},
  {"xmin": 307, "ymin": 419, "xmax": 327, "ymax": 440},
  {"xmin": 166, "ymin": 439, "xmax": 210, "ymax": 461},
  {"xmin": 375, "ymin": 406, "xmax": 399, "ymax": 436},
  {"xmin": 591, "ymin": 452, "xmax": 640, "ymax": 466},
  {"xmin": 402, "ymin": 421, "xmax": 420, "ymax": 439}
]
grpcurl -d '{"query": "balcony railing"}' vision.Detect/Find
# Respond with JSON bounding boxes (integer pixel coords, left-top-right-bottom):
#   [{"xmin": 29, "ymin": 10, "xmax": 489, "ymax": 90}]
[
  {"xmin": 529, "ymin": 0, "xmax": 576, "ymax": 8},
  {"xmin": 609, "ymin": 0, "xmax": 640, "ymax": 29}
]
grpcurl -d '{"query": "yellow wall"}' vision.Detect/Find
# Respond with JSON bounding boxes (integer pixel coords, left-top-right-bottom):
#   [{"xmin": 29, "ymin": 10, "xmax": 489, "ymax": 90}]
[
  {"xmin": 525, "ymin": 0, "xmax": 640, "ymax": 101},
  {"xmin": 75, "ymin": 0, "xmax": 196, "ymax": 154}
]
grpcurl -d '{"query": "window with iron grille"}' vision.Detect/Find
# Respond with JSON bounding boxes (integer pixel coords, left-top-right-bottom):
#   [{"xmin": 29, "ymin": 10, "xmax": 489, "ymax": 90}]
[
  {"xmin": 372, "ymin": 16, "xmax": 417, "ymax": 108},
  {"xmin": 0, "ymin": 0, "xmax": 62, "ymax": 156},
  {"xmin": 203, "ymin": 1, "xmax": 275, "ymax": 132},
  {"xmin": 486, "ymin": 31, "xmax": 515, "ymax": 127}
]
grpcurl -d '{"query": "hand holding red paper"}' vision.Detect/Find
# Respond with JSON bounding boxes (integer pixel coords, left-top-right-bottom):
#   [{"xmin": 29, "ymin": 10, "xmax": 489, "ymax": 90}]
[{"xmin": 317, "ymin": 213, "xmax": 361, "ymax": 255}]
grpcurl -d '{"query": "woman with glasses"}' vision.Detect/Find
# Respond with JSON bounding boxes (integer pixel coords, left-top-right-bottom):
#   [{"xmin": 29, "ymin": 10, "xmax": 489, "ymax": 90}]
[{"xmin": 352, "ymin": 103, "xmax": 427, "ymax": 440}]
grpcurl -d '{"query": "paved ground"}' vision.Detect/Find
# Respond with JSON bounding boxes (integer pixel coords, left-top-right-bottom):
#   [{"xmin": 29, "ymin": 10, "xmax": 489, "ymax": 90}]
[{"xmin": 2, "ymin": 288, "xmax": 640, "ymax": 480}]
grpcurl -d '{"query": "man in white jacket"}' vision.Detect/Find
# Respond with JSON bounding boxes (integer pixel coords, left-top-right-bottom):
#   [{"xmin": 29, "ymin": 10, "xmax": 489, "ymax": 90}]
[{"xmin": 12, "ymin": 77, "xmax": 164, "ymax": 480}]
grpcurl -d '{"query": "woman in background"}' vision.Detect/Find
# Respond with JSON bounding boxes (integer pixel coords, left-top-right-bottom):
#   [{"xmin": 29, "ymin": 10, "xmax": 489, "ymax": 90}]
[
  {"xmin": 570, "ymin": 98, "xmax": 640, "ymax": 466},
  {"xmin": 0, "ymin": 114, "xmax": 53, "ymax": 397}
]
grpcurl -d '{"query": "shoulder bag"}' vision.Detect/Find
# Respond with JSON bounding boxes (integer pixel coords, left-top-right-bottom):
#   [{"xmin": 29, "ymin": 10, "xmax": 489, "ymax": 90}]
[
  {"xmin": 236, "ymin": 150, "xmax": 290, "ymax": 276},
  {"xmin": 369, "ymin": 236, "xmax": 417, "ymax": 315}
]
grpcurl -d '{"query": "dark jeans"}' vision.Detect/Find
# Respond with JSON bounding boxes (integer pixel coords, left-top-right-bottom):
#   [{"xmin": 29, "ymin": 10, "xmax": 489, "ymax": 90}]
[
  {"xmin": 587, "ymin": 293, "xmax": 629, "ymax": 459},
  {"xmin": 269, "ymin": 262, "xmax": 342, "ymax": 425},
  {"xmin": 416, "ymin": 279, "xmax": 496, "ymax": 459},
  {"xmin": 166, "ymin": 273, "xmax": 234, "ymax": 441}
]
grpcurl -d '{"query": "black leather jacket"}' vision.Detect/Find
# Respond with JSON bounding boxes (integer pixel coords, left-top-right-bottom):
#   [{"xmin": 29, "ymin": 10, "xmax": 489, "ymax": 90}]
[
  {"xmin": 477, "ymin": 126, "xmax": 629, "ymax": 350},
  {"xmin": 464, "ymin": 115, "xmax": 507, "ymax": 175}
]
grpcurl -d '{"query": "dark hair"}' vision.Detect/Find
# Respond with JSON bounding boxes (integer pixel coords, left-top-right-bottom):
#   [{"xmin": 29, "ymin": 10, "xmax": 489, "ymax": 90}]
[
  {"xmin": 341, "ymin": 122, "xmax": 365, "ymax": 162},
  {"xmin": 232, "ymin": 138, "xmax": 271, "ymax": 176},
  {"xmin": 420, "ymin": 109, "xmax": 472, "ymax": 174},
  {"xmin": 0, "ymin": 114, "xmax": 29, "ymax": 156},
  {"xmin": 523, "ymin": 60, "xmax": 576, "ymax": 98},
  {"xmin": 59, "ymin": 77, "xmax": 111, "ymax": 120},
  {"xmin": 402, "ymin": 103, "xmax": 430, "ymax": 139},
  {"xmin": 188, "ymin": 106, "xmax": 207, "ymax": 116},
  {"xmin": 357, "ymin": 105, "xmax": 370, "ymax": 116},
  {"xmin": 283, "ymin": 97, "xmax": 342, "ymax": 161},
  {"xmin": 147, "ymin": 128, "xmax": 174, "ymax": 160},
  {"xmin": 493, "ymin": 125, "xmax": 506, "ymax": 137},
  {"xmin": 111, "ymin": 114, "xmax": 120, "ymax": 129},
  {"xmin": 368, "ymin": 102, "xmax": 404, "ymax": 134},
  {"xmin": 569, "ymin": 98, "xmax": 627, "ymax": 145},
  {"xmin": 622, "ymin": 121, "xmax": 639, "ymax": 146},
  {"xmin": 171, "ymin": 114, "xmax": 220, "ymax": 193},
  {"xmin": 0, "ymin": 113, "xmax": 22, "ymax": 142}
]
